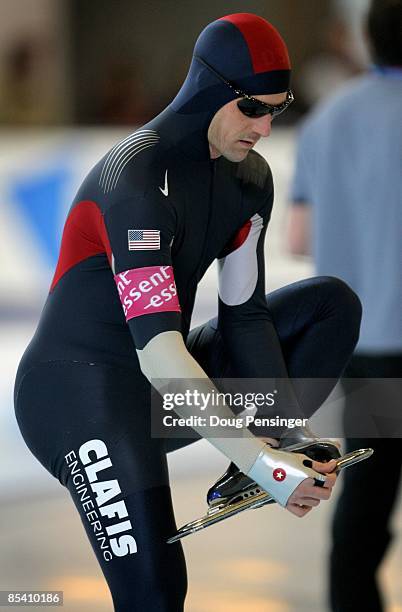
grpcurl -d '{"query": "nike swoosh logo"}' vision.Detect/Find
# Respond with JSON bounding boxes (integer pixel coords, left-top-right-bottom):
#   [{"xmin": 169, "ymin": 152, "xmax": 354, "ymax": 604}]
[{"xmin": 159, "ymin": 169, "xmax": 169, "ymax": 196}]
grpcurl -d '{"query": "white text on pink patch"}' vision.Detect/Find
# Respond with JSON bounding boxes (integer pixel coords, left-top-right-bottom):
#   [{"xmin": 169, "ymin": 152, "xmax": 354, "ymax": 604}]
[{"xmin": 114, "ymin": 265, "xmax": 181, "ymax": 321}]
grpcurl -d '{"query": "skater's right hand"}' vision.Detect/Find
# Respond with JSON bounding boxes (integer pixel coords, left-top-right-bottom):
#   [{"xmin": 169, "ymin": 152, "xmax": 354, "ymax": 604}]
[{"xmin": 286, "ymin": 459, "xmax": 337, "ymax": 518}]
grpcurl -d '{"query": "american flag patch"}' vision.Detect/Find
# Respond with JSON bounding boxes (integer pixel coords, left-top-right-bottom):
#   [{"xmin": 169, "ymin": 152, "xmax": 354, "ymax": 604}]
[{"xmin": 128, "ymin": 229, "xmax": 160, "ymax": 250}]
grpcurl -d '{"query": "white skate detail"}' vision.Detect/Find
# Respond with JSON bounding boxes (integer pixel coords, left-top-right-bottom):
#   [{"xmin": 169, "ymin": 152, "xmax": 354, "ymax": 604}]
[
  {"xmin": 247, "ymin": 447, "xmax": 325, "ymax": 507},
  {"xmin": 167, "ymin": 449, "xmax": 374, "ymax": 543}
]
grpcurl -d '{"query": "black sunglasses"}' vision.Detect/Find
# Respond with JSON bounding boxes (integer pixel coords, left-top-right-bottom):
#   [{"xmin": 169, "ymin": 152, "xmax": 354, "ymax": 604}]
[{"xmin": 195, "ymin": 55, "xmax": 294, "ymax": 119}]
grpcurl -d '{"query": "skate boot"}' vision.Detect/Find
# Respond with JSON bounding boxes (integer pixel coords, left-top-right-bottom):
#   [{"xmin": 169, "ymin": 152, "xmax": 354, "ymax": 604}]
[
  {"xmin": 167, "ymin": 443, "xmax": 373, "ymax": 543},
  {"xmin": 206, "ymin": 428, "xmax": 340, "ymax": 513},
  {"xmin": 278, "ymin": 425, "xmax": 342, "ymax": 462},
  {"xmin": 206, "ymin": 459, "xmax": 274, "ymax": 511}
]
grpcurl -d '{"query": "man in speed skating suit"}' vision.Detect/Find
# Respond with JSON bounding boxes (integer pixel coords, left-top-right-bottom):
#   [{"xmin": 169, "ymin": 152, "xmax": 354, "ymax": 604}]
[{"xmin": 14, "ymin": 13, "xmax": 363, "ymax": 610}]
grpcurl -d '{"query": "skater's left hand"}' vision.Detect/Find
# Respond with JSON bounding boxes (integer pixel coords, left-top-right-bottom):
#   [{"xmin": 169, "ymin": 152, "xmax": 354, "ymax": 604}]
[{"xmin": 286, "ymin": 458, "xmax": 337, "ymax": 518}]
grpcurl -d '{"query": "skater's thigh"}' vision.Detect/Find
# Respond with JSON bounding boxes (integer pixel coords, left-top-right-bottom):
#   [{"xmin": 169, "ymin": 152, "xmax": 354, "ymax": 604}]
[{"xmin": 14, "ymin": 361, "xmax": 187, "ymax": 611}]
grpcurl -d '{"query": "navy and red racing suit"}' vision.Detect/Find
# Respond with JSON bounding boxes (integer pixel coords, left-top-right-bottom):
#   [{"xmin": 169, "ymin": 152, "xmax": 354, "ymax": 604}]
[{"xmin": 13, "ymin": 12, "xmax": 362, "ymax": 610}]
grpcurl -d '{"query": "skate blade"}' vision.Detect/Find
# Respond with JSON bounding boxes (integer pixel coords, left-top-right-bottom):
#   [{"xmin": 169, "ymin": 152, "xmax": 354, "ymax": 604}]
[
  {"xmin": 334, "ymin": 447, "xmax": 373, "ymax": 471},
  {"xmin": 167, "ymin": 448, "xmax": 374, "ymax": 544},
  {"xmin": 167, "ymin": 491, "xmax": 274, "ymax": 543}
]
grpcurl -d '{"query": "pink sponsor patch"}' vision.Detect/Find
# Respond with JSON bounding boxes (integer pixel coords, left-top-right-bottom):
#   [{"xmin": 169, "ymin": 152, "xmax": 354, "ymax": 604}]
[{"xmin": 114, "ymin": 265, "xmax": 181, "ymax": 321}]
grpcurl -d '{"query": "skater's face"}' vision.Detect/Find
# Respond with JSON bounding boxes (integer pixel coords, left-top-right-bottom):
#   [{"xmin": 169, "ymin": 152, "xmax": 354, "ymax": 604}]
[{"xmin": 208, "ymin": 92, "xmax": 288, "ymax": 163}]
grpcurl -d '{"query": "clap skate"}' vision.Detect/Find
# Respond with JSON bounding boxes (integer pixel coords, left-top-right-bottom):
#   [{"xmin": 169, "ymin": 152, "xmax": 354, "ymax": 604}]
[{"xmin": 167, "ymin": 439, "xmax": 373, "ymax": 543}]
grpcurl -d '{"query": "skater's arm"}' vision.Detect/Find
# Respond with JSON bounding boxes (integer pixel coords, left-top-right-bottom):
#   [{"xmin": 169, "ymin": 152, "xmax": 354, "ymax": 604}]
[
  {"xmin": 217, "ymin": 207, "xmax": 289, "ymax": 378},
  {"xmin": 216, "ymin": 185, "xmax": 304, "ymax": 424},
  {"xmin": 104, "ymin": 192, "xmax": 183, "ymax": 348},
  {"xmin": 137, "ymin": 329, "xmax": 267, "ymax": 473}
]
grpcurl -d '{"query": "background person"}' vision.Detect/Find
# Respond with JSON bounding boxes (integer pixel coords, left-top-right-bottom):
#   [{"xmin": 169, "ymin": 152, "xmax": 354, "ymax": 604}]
[{"xmin": 287, "ymin": 1, "xmax": 402, "ymax": 610}]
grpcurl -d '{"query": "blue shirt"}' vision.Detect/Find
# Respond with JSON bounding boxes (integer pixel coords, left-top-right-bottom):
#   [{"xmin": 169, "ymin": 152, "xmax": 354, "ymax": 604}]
[{"xmin": 291, "ymin": 69, "xmax": 402, "ymax": 353}]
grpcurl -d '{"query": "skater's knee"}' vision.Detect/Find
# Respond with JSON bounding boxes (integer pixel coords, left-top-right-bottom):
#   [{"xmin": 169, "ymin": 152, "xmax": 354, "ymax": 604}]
[
  {"xmin": 317, "ymin": 276, "xmax": 362, "ymax": 332},
  {"xmin": 317, "ymin": 276, "xmax": 361, "ymax": 313}
]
